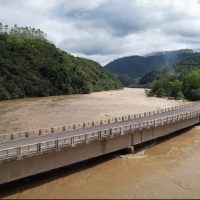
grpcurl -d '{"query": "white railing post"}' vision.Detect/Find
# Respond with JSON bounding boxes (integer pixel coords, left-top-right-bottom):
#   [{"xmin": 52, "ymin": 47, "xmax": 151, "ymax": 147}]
[
  {"xmin": 98, "ymin": 131, "xmax": 102, "ymax": 140},
  {"xmin": 120, "ymin": 126, "xmax": 124, "ymax": 135},
  {"xmin": 17, "ymin": 147, "xmax": 21, "ymax": 158},
  {"xmin": 85, "ymin": 134, "xmax": 89, "ymax": 143},
  {"xmin": 37, "ymin": 143, "xmax": 41, "ymax": 152},
  {"xmin": 71, "ymin": 137, "xmax": 75, "ymax": 147},
  {"xmin": 55, "ymin": 140, "xmax": 59, "ymax": 149},
  {"xmin": 109, "ymin": 128, "xmax": 113, "ymax": 138}
]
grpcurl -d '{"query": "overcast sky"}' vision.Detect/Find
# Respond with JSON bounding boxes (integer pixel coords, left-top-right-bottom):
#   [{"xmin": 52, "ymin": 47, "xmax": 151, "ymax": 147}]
[{"xmin": 0, "ymin": 0, "xmax": 200, "ymax": 65}]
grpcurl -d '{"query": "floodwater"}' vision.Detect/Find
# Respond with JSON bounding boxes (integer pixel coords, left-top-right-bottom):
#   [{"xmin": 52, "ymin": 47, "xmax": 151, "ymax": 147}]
[
  {"xmin": 0, "ymin": 88, "xmax": 184, "ymax": 135},
  {"xmin": 0, "ymin": 88, "xmax": 199, "ymax": 199}
]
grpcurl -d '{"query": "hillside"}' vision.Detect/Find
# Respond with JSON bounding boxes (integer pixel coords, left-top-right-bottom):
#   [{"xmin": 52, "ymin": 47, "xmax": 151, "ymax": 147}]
[
  {"xmin": 105, "ymin": 50, "xmax": 200, "ymax": 86},
  {"xmin": 147, "ymin": 55, "xmax": 200, "ymax": 101},
  {"xmin": 138, "ymin": 67, "xmax": 170, "ymax": 85},
  {"xmin": 173, "ymin": 56, "xmax": 200, "ymax": 77},
  {"xmin": 0, "ymin": 24, "xmax": 121, "ymax": 101}
]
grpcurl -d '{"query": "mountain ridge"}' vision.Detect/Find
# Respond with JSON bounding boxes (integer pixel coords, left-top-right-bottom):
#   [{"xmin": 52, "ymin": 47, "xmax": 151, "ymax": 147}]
[{"xmin": 105, "ymin": 49, "xmax": 200, "ymax": 86}]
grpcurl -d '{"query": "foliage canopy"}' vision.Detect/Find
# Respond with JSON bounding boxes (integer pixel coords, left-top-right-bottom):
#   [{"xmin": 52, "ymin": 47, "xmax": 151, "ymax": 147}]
[{"xmin": 0, "ymin": 23, "xmax": 122, "ymax": 101}]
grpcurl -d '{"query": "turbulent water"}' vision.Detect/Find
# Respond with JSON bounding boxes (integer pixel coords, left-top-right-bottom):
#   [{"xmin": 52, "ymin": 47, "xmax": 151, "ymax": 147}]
[
  {"xmin": 0, "ymin": 88, "xmax": 182, "ymax": 135},
  {"xmin": 0, "ymin": 88, "xmax": 199, "ymax": 199}
]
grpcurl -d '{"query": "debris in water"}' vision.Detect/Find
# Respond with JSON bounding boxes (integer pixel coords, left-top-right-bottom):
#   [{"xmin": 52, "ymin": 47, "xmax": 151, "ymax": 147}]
[{"xmin": 119, "ymin": 150, "xmax": 147, "ymax": 159}]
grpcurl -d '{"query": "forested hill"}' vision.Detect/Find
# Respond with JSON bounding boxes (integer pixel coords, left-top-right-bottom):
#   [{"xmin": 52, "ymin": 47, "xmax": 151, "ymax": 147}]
[
  {"xmin": 105, "ymin": 50, "xmax": 200, "ymax": 86},
  {"xmin": 0, "ymin": 23, "xmax": 122, "ymax": 101},
  {"xmin": 147, "ymin": 55, "xmax": 200, "ymax": 101}
]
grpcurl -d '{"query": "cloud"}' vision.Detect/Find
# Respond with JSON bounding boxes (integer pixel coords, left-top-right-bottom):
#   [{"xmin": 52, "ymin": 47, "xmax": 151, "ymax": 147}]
[{"xmin": 0, "ymin": 0, "xmax": 200, "ymax": 65}]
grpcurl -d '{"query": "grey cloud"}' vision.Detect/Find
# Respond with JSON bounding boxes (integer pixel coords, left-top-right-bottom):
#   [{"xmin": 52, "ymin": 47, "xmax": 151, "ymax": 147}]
[
  {"xmin": 58, "ymin": 0, "xmax": 187, "ymax": 37},
  {"xmin": 59, "ymin": 1, "xmax": 155, "ymax": 36},
  {"xmin": 0, "ymin": 0, "xmax": 200, "ymax": 65}
]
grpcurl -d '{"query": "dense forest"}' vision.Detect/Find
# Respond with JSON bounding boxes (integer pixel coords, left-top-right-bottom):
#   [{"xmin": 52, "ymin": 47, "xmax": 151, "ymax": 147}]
[
  {"xmin": 138, "ymin": 67, "xmax": 170, "ymax": 85},
  {"xmin": 105, "ymin": 50, "xmax": 200, "ymax": 86},
  {"xmin": 0, "ymin": 23, "xmax": 122, "ymax": 101},
  {"xmin": 146, "ymin": 56, "xmax": 200, "ymax": 101}
]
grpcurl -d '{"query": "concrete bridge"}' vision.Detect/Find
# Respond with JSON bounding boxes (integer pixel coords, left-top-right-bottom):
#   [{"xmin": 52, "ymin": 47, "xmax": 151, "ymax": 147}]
[{"xmin": 0, "ymin": 102, "xmax": 200, "ymax": 185}]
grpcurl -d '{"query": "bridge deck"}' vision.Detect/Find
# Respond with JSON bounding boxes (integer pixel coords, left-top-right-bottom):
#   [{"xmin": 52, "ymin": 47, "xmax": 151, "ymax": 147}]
[
  {"xmin": 0, "ymin": 102, "xmax": 200, "ymax": 185},
  {"xmin": 0, "ymin": 102, "xmax": 200, "ymax": 151}
]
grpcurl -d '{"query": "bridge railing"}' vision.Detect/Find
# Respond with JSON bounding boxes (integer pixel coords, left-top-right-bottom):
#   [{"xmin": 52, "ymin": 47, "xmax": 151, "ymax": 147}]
[
  {"xmin": 0, "ymin": 108, "xmax": 199, "ymax": 163},
  {"xmin": 1, "ymin": 102, "xmax": 197, "ymax": 143}
]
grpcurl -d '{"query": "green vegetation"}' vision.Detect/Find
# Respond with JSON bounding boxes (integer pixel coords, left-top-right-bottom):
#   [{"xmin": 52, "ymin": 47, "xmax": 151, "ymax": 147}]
[
  {"xmin": 147, "ymin": 77, "xmax": 184, "ymax": 100},
  {"xmin": 139, "ymin": 67, "xmax": 170, "ymax": 86},
  {"xmin": 0, "ymin": 23, "xmax": 47, "ymax": 40},
  {"xmin": 0, "ymin": 23, "xmax": 122, "ymax": 101},
  {"xmin": 174, "ymin": 56, "xmax": 200, "ymax": 77},
  {"xmin": 183, "ymin": 69, "xmax": 200, "ymax": 101},
  {"xmin": 105, "ymin": 50, "xmax": 200, "ymax": 86},
  {"xmin": 147, "ymin": 56, "xmax": 200, "ymax": 101}
]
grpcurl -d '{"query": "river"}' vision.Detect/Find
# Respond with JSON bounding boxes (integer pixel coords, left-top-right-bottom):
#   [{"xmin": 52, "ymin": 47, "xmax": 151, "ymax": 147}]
[{"xmin": 1, "ymin": 88, "xmax": 199, "ymax": 199}]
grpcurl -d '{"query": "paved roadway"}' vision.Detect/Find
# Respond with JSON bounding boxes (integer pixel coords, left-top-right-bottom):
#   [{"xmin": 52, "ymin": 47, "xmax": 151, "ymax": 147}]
[{"xmin": 0, "ymin": 103, "xmax": 200, "ymax": 150}]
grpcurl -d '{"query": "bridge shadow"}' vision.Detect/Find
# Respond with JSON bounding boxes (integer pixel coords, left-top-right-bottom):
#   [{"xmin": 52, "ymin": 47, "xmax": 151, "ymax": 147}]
[
  {"xmin": 0, "ymin": 150, "xmax": 120, "ymax": 198},
  {"xmin": 0, "ymin": 126, "xmax": 195, "ymax": 198}
]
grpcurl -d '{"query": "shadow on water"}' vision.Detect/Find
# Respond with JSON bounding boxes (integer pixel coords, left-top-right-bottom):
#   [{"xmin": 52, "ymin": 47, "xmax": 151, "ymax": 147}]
[
  {"xmin": 0, "ymin": 151, "xmax": 120, "ymax": 198},
  {"xmin": 0, "ymin": 126, "xmax": 195, "ymax": 198}
]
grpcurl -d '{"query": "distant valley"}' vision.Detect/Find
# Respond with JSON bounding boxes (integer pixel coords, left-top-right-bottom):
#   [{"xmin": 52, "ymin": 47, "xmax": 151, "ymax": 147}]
[{"xmin": 105, "ymin": 49, "xmax": 200, "ymax": 86}]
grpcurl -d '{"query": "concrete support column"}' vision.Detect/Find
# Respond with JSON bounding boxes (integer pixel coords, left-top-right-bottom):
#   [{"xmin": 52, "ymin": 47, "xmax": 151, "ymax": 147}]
[{"xmin": 126, "ymin": 146, "xmax": 134, "ymax": 154}]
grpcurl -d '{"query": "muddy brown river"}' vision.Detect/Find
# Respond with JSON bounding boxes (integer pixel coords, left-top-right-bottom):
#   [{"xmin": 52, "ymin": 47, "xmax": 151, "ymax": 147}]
[{"xmin": 0, "ymin": 88, "xmax": 199, "ymax": 199}]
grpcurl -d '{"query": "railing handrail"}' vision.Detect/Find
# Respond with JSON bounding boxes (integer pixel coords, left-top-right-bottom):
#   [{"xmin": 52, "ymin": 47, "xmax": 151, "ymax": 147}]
[
  {"xmin": 1, "ymin": 101, "xmax": 198, "ymax": 143},
  {"xmin": 0, "ymin": 107, "xmax": 199, "ymax": 162}
]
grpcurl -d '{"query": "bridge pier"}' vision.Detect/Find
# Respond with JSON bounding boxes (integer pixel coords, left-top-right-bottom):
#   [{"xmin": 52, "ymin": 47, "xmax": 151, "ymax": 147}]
[{"xmin": 127, "ymin": 146, "xmax": 135, "ymax": 154}]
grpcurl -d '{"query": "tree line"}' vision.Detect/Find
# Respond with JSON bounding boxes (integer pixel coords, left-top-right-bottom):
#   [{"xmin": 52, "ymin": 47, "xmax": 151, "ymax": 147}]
[
  {"xmin": 0, "ymin": 23, "xmax": 47, "ymax": 40},
  {"xmin": 145, "ymin": 56, "xmax": 200, "ymax": 101}
]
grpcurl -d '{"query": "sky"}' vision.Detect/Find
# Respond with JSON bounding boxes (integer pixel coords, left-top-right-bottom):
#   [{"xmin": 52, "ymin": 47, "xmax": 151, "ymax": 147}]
[{"xmin": 0, "ymin": 0, "xmax": 200, "ymax": 65}]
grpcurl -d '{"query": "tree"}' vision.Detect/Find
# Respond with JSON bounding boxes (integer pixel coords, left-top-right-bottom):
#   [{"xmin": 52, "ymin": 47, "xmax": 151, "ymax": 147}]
[
  {"xmin": 0, "ymin": 27, "xmax": 122, "ymax": 101},
  {"xmin": 4, "ymin": 25, "xmax": 8, "ymax": 33},
  {"xmin": 0, "ymin": 23, "xmax": 3, "ymax": 33},
  {"xmin": 149, "ymin": 77, "xmax": 183, "ymax": 99},
  {"xmin": 183, "ymin": 69, "xmax": 200, "ymax": 101},
  {"xmin": 0, "ymin": 22, "xmax": 48, "ymax": 40}
]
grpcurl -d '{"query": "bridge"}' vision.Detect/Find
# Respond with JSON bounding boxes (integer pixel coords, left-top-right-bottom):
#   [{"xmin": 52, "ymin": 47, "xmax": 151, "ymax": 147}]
[{"xmin": 0, "ymin": 102, "xmax": 200, "ymax": 185}]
